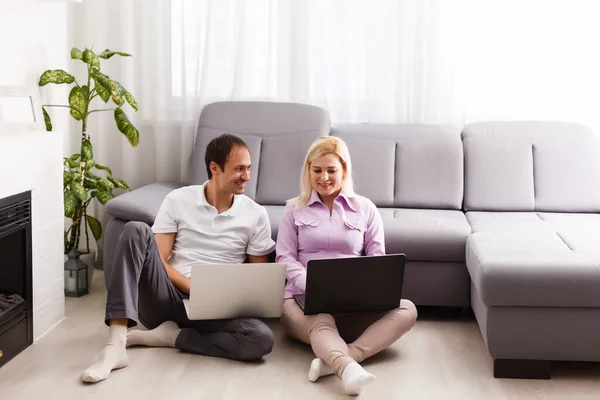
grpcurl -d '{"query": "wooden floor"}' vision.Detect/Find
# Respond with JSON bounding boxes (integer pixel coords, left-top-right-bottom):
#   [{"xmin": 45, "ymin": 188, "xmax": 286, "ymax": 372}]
[{"xmin": 1, "ymin": 271, "xmax": 599, "ymax": 400}]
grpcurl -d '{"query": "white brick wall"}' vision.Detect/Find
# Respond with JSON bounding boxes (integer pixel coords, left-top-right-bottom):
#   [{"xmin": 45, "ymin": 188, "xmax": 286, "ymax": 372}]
[{"xmin": 0, "ymin": 128, "xmax": 65, "ymax": 340}]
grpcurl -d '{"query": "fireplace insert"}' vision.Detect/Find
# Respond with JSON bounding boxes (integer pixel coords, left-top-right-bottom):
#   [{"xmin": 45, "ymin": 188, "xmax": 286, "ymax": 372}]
[{"xmin": 0, "ymin": 191, "xmax": 33, "ymax": 367}]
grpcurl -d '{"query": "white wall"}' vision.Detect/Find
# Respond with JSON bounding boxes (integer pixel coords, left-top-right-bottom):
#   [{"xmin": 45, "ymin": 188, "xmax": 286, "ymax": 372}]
[
  {"xmin": 0, "ymin": 0, "xmax": 72, "ymax": 339},
  {"xmin": 0, "ymin": 0, "xmax": 75, "ymax": 154},
  {"xmin": 0, "ymin": 130, "xmax": 65, "ymax": 340},
  {"xmin": 458, "ymin": 0, "xmax": 600, "ymax": 135},
  {"xmin": 0, "ymin": 0, "xmax": 102, "ymax": 247}
]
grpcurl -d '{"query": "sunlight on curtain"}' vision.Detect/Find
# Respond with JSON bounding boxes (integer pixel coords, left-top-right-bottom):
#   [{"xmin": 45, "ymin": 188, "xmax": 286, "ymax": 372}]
[
  {"xmin": 170, "ymin": 0, "xmax": 462, "ymax": 125},
  {"xmin": 72, "ymin": 0, "xmax": 600, "ymax": 191}
]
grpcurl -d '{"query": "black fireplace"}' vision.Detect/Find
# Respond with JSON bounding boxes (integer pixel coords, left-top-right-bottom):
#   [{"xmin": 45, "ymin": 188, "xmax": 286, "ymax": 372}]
[{"xmin": 0, "ymin": 191, "xmax": 33, "ymax": 368}]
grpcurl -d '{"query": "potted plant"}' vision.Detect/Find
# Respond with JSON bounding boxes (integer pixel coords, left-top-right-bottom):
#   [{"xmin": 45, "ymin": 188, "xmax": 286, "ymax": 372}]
[{"xmin": 38, "ymin": 47, "xmax": 140, "ymax": 265}]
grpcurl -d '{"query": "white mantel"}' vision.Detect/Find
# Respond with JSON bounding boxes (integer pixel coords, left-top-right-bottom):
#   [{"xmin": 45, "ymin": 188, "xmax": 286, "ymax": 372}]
[{"xmin": 0, "ymin": 127, "xmax": 64, "ymax": 340}]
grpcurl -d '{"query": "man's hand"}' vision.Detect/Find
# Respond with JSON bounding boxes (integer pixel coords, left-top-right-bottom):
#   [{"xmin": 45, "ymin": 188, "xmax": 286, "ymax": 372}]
[{"xmin": 155, "ymin": 233, "xmax": 191, "ymax": 294}]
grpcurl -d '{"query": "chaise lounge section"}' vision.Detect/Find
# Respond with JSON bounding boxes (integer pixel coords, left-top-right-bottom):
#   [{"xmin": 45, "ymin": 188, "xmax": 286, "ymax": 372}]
[{"xmin": 463, "ymin": 121, "xmax": 600, "ymax": 378}]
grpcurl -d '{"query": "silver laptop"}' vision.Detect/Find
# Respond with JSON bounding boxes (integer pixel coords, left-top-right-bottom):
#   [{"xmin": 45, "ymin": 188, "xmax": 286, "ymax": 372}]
[{"xmin": 183, "ymin": 262, "xmax": 286, "ymax": 320}]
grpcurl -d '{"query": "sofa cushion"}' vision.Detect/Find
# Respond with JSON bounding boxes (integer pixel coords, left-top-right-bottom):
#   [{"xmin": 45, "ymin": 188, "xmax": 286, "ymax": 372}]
[
  {"xmin": 538, "ymin": 212, "xmax": 600, "ymax": 254},
  {"xmin": 332, "ymin": 124, "xmax": 463, "ymax": 209},
  {"xmin": 463, "ymin": 121, "xmax": 600, "ymax": 213},
  {"xmin": 533, "ymin": 141, "xmax": 600, "ymax": 212},
  {"xmin": 330, "ymin": 134, "xmax": 396, "ymax": 207},
  {"xmin": 394, "ymin": 134, "xmax": 463, "ymax": 209},
  {"xmin": 466, "ymin": 212, "xmax": 550, "ymax": 233},
  {"xmin": 467, "ymin": 211, "xmax": 600, "ymax": 254},
  {"xmin": 191, "ymin": 101, "xmax": 331, "ymax": 203},
  {"xmin": 383, "ymin": 209, "xmax": 471, "ymax": 262},
  {"xmin": 264, "ymin": 205, "xmax": 285, "ymax": 241},
  {"xmin": 105, "ymin": 182, "xmax": 183, "ymax": 225},
  {"xmin": 463, "ymin": 138, "xmax": 535, "ymax": 212},
  {"xmin": 255, "ymin": 133, "xmax": 322, "ymax": 205},
  {"xmin": 466, "ymin": 230, "xmax": 600, "ymax": 308}
]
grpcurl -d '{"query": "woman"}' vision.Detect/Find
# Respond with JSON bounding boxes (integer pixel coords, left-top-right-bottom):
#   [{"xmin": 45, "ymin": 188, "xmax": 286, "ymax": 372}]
[{"xmin": 276, "ymin": 136, "xmax": 417, "ymax": 396}]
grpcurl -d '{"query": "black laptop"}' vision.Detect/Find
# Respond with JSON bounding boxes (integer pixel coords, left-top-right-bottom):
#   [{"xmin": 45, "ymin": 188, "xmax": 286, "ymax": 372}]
[{"xmin": 293, "ymin": 254, "xmax": 406, "ymax": 315}]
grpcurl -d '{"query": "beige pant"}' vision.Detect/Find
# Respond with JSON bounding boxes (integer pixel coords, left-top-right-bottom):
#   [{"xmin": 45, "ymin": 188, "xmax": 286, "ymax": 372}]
[{"xmin": 281, "ymin": 298, "xmax": 418, "ymax": 377}]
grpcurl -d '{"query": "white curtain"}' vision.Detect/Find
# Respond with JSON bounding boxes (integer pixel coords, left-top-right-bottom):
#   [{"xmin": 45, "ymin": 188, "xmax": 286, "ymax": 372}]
[
  {"xmin": 457, "ymin": 0, "xmax": 600, "ymax": 133},
  {"xmin": 69, "ymin": 0, "xmax": 600, "ymax": 191},
  {"xmin": 66, "ymin": 0, "xmax": 600, "ymax": 259},
  {"xmin": 70, "ymin": 0, "xmax": 463, "ymax": 190}
]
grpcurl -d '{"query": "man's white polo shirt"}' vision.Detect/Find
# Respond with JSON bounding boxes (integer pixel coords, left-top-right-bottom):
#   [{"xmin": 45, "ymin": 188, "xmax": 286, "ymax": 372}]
[{"xmin": 151, "ymin": 181, "xmax": 276, "ymax": 278}]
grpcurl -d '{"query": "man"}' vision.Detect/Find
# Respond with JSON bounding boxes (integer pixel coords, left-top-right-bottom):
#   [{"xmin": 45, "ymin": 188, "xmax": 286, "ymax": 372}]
[{"xmin": 82, "ymin": 134, "xmax": 276, "ymax": 383}]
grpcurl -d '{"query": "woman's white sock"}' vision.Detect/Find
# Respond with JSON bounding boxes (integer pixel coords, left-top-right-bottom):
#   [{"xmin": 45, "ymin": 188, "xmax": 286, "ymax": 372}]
[{"xmin": 341, "ymin": 361, "xmax": 376, "ymax": 395}]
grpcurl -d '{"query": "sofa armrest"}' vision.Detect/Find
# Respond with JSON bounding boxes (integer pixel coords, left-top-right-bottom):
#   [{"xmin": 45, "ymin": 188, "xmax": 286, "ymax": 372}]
[{"xmin": 105, "ymin": 182, "xmax": 184, "ymax": 225}]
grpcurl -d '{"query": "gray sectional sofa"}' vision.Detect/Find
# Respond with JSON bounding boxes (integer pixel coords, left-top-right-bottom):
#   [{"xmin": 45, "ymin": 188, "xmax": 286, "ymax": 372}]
[{"xmin": 102, "ymin": 101, "xmax": 600, "ymax": 379}]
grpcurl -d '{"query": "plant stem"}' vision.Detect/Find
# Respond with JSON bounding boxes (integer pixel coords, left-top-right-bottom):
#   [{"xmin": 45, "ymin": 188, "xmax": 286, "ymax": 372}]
[
  {"xmin": 87, "ymin": 64, "xmax": 91, "ymax": 101},
  {"xmin": 83, "ymin": 207, "xmax": 90, "ymax": 254},
  {"xmin": 74, "ymin": 218, "xmax": 81, "ymax": 250},
  {"xmin": 72, "ymin": 66, "xmax": 93, "ymax": 254},
  {"xmin": 65, "ymin": 224, "xmax": 73, "ymax": 238},
  {"xmin": 68, "ymin": 206, "xmax": 82, "ymax": 252}
]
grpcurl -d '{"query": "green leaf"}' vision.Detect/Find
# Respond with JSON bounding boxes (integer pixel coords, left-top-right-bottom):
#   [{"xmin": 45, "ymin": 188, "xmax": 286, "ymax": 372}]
[
  {"xmin": 63, "ymin": 170, "xmax": 73, "ymax": 187},
  {"xmin": 81, "ymin": 139, "xmax": 93, "ymax": 161},
  {"xmin": 124, "ymin": 92, "xmax": 138, "ymax": 111},
  {"xmin": 85, "ymin": 159, "xmax": 96, "ymax": 170},
  {"xmin": 85, "ymin": 215, "xmax": 102, "ymax": 241},
  {"xmin": 71, "ymin": 181, "xmax": 87, "ymax": 202},
  {"xmin": 65, "ymin": 157, "xmax": 79, "ymax": 169},
  {"xmin": 96, "ymin": 192, "xmax": 115, "ymax": 205},
  {"xmin": 117, "ymin": 179, "xmax": 131, "ymax": 191},
  {"xmin": 93, "ymin": 76, "xmax": 111, "ymax": 103},
  {"xmin": 82, "ymin": 85, "xmax": 90, "ymax": 100},
  {"xmin": 114, "ymin": 108, "xmax": 139, "ymax": 147},
  {"xmin": 108, "ymin": 177, "xmax": 131, "ymax": 191},
  {"xmin": 71, "ymin": 47, "xmax": 83, "ymax": 60},
  {"xmin": 69, "ymin": 86, "xmax": 86, "ymax": 120},
  {"xmin": 92, "ymin": 70, "xmax": 125, "ymax": 105},
  {"xmin": 94, "ymin": 164, "xmax": 113, "ymax": 176},
  {"xmin": 98, "ymin": 177, "xmax": 115, "ymax": 192},
  {"xmin": 64, "ymin": 190, "xmax": 76, "ymax": 217},
  {"xmin": 85, "ymin": 171, "xmax": 101, "ymax": 180},
  {"xmin": 42, "ymin": 108, "xmax": 52, "ymax": 131},
  {"xmin": 92, "ymin": 70, "xmax": 111, "ymax": 90},
  {"xmin": 97, "ymin": 49, "xmax": 131, "ymax": 59},
  {"xmin": 69, "ymin": 153, "xmax": 81, "ymax": 161},
  {"xmin": 39, "ymin": 69, "xmax": 75, "ymax": 86},
  {"xmin": 82, "ymin": 48, "xmax": 100, "ymax": 68},
  {"xmin": 84, "ymin": 179, "xmax": 98, "ymax": 190},
  {"xmin": 108, "ymin": 80, "xmax": 126, "ymax": 106}
]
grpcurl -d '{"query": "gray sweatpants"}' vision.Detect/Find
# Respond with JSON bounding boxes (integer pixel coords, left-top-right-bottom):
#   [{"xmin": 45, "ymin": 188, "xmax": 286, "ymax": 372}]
[{"xmin": 105, "ymin": 221, "xmax": 274, "ymax": 361}]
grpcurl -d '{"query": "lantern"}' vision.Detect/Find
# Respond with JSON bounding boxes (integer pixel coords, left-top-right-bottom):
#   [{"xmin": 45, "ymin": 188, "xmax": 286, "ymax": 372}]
[{"xmin": 64, "ymin": 249, "xmax": 89, "ymax": 297}]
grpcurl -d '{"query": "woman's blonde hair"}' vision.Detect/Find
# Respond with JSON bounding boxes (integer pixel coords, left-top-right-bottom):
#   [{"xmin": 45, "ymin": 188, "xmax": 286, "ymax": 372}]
[{"xmin": 296, "ymin": 136, "xmax": 355, "ymax": 208}]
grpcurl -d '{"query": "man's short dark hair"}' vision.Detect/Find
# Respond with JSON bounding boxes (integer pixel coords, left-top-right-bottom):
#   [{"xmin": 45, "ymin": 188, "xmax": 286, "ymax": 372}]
[{"xmin": 205, "ymin": 133, "xmax": 250, "ymax": 179}]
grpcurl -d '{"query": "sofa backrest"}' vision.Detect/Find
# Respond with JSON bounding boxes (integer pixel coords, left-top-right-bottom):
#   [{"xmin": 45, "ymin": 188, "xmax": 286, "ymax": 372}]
[
  {"xmin": 191, "ymin": 101, "xmax": 330, "ymax": 204},
  {"xmin": 331, "ymin": 124, "xmax": 464, "ymax": 209},
  {"xmin": 463, "ymin": 121, "xmax": 600, "ymax": 212}
]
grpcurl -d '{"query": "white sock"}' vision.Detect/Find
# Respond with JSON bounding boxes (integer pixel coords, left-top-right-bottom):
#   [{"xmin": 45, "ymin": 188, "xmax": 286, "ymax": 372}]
[
  {"xmin": 126, "ymin": 321, "xmax": 181, "ymax": 348},
  {"xmin": 308, "ymin": 358, "xmax": 334, "ymax": 382},
  {"xmin": 341, "ymin": 361, "xmax": 376, "ymax": 396},
  {"xmin": 81, "ymin": 325, "xmax": 128, "ymax": 383}
]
